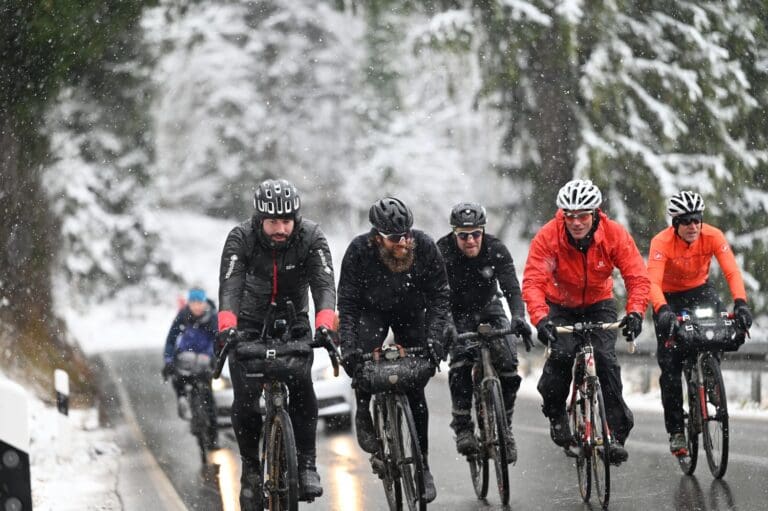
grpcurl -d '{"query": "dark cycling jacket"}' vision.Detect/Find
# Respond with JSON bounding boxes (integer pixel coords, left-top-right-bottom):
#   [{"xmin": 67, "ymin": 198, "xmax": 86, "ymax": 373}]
[
  {"xmin": 337, "ymin": 229, "xmax": 451, "ymax": 351},
  {"xmin": 218, "ymin": 218, "xmax": 336, "ymax": 327},
  {"xmin": 163, "ymin": 299, "xmax": 218, "ymax": 363},
  {"xmin": 437, "ymin": 232, "xmax": 525, "ymax": 321}
]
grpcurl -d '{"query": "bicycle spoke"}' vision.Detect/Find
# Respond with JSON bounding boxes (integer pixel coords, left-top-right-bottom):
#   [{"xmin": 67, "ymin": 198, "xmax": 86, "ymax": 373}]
[
  {"xmin": 701, "ymin": 356, "xmax": 729, "ymax": 478},
  {"xmin": 487, "ymin": 383, "xmax": 510, "ymax": 505},
  {"xmin": 571, "ymin": 395, "xmax": 591, "ymax": 502},
  {"xmin": 677, "ymin": 368, "xmax": 699, "ymax": 475},
  {"xmin": 591, "ymin": 388, "xmax": 610, "ymax": 509},
  {"xmin": 469, "ymin": 387, "xmax": 489, "ymax": 499},
  {"xmin": 394, "ymin": 396, "xmax": 425, "ymax": 511}
]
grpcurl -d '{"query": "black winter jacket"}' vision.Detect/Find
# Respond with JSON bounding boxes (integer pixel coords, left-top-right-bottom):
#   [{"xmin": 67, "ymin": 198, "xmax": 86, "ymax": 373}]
[
  {"xmin": 337, "ymin": 229, "xmax": 451, "ymax": 351},
  {"xmin": 218, "ymin": 218, "xmax": 335, "ymax": 326},
  {"xmin": 437, "ymin": 232, "xmax": 525, "ymax": 321}
]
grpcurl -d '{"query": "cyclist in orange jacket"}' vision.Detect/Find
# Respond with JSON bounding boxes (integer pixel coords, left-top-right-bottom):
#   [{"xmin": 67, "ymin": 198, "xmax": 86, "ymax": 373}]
[
  {"xmin": 522, "ymin": 179, "xmax": 650, "ymax": 465},
  {"xmin": 648, "ymin": 191, "xmax": 752, "ymax": 456}
]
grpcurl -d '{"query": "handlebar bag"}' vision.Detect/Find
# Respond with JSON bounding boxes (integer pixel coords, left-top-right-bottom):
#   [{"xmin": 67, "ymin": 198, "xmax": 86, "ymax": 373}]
[
  {"xmin": 357, "ymin": 355, "xmax": 435, "ymax": 394},
  {"xmin": 174, "ymin": 352, "xmax": 213, "ymax": 378},
  {"xmin": 677, "ymin": 317, "xmax": 743, "ymax": 353},
  {"xmin": 234, "ymin": 340, "xmax": 313, "ymax": 382}
]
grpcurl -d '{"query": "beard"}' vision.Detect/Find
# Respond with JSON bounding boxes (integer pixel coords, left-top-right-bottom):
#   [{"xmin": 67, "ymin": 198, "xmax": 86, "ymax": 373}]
[{"xmin": 377, "ymin": 239, "xmax": 416, "ymax": 273}]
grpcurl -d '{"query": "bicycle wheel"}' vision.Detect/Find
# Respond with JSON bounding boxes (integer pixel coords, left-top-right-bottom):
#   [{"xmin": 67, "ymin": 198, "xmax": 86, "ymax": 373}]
[
  {"xmin": 373, "ymin": 397, "xmax": 402, "ymax": 510},
  {"xmin": 189, "ymin": 383, "xmax": 210, "ymax": 465},
  {"xmin": 570, "ymin": 394, "xmax": 591, "ymax": 502},
  {"xmin": 392, "ymin": 395, "xmax": 426, "ymax": 511},
  {"xmin": 468, "ymin": 386, "xmax": 488, "ymax": 500},
  {"xmin": 591, "ymin": 387, "xmax": 610, "ymax": 509},
  {"xmin": 485, "ymin": 381, "xmax": 509, "ymax": 505},
  {"xmin": 264, "ymin": 409, "xmax": 299, "ymax": 511},
  {"xmin": 677, "ymin": 368, "xmax": 699, "ymax": 475},
  {"xmin": 701, "ymin": 354, "xmax": 729, "ymax": 478}
]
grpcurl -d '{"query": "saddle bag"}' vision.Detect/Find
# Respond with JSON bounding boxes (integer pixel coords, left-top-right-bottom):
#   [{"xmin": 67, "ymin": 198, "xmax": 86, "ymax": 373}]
[
  {"xmin": 233, "ymin": 340, "xmax": 313, "ymax": 382},
  {"xmin": 357, "ymin": 348, "xmax": 435, "ymax": 394}
]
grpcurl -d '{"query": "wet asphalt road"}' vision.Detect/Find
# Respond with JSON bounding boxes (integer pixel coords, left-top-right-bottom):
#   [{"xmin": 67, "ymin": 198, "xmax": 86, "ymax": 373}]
[{"xmin": 106, "ymin": 349, "xmax": 768, "ymax": 510}]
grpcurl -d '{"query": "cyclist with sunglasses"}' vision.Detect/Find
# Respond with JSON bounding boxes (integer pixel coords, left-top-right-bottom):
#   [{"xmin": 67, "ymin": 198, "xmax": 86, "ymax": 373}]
[
  {"xmin": 436, "ymin": 202, "xmax": 531, "ymax": 462},
  {"xmin": 337, "ymin": 196, "xmax": 451, "ymax": 502},
  {"xmin": 648, "ymin": 191, "xmax": 752, "ymax": 456},
  {"xmin": 522, "ymin": 179, "xmax": 650, "ymax": 465}
]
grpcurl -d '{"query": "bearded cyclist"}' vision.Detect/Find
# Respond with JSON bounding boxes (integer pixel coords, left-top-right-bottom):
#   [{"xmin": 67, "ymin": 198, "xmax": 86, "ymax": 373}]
[
  {"xmin": 337, "ymin": 197, "xmax": 451, "ymax": 503},
  {"xmin": 649, "ymin": 191, "xmax": 753, "ymax": 456},
  {"xmin": 522, "ymin": 179, "xmax": 650, "ymax": 465},
  {"xmin": 217, "ymin": 179, "xmax": 337, "ymax": 510},
  {"xmin": 437, "ymin": 202, "xmax": 531, "ymax": 463}
]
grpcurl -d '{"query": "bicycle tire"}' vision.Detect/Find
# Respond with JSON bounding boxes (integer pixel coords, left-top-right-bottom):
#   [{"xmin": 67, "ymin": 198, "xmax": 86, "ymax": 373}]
[
  {"xmin": 374, "ymin": 397, "xmax": 402, "ymax": 510},
  {"xmin": 591, "ymin": 388, "xmax": 610, "ymax": 509},
  {"xmin": 570, "ymin": 394, "xmax": 591, "ymax": 502},
  {"xmin": 486, "ymin": 381, "xmax": 510, "ymax": 505},
  {"xmin": 469, "ymin": 385, "xmax": 489, "ymax": 500},
  {"xmin": 265, "ymin": 409, "xmax": 299, "ymax": 511},
  {"xmin": 677, "ymin": 368, "xmax": 699, "ymax": 475},
  {"xmin": 701, "ymin": 354, "xmax": 729, "ymax": 478},
  {"xmin": 393, "ymin": 395, "xmax": 426, "ymax": 511},
  {"xmin": 189, "ymin": 383, "xmax": 210, "ymax": 465}
]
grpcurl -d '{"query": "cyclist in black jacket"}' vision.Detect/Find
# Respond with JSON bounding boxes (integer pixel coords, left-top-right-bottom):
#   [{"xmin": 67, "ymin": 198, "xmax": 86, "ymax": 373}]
[
  {"xmin": 217, "ymin": 179, "xmax": 336, "ymax": 510},
  {"xmin": 437, "ymin": 202, "xmax": 531, "ymax": 463},
  {"xmin": 337, "ymin": 197, "xmax": 451, "ymax": 503}
]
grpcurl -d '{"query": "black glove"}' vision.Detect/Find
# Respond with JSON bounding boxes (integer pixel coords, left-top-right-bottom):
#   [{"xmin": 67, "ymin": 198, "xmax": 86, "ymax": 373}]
[
  {"xmin": 511, "ymin": 317, "xmax": 534, "ymax": 352},
  {"xmin": 215, "ymin": 328, "xmax": 238, "ymax": 358},
  {"xmin": 656, "ymin": 305, "xmax": 678, "ymax": 339},
  {"xmin": 314, "ymin": 327, "xmax": 339, "ymax": 346},
  {"xmin": 733, "ymin": 299, "xmax": 752, "ymax": 331},
  {"xmin": 620, "ymin": 312, "xmax": 643, "ymax": 341},
  {"xmin": 536, "ymin": 318, "xmax": 557, "ymax": 346},
  {"xmin": 427, "ymin": 338, "xmax": 446, "ymax": 364},
  {"xmin": 161, "ymin": 362, "xmax": 174, "ymax": 382},
  {"xmin": 341, "ymin": 349, "xmax": 362, "ymax": 379},
  {"xmin": 442, "ymin": 322, "xmax": 458, "ymax": 351}
]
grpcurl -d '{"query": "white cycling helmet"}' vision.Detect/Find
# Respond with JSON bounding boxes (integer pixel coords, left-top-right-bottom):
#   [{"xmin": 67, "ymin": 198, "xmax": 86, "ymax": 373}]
[
  {"xmin": 556, "ymin": 179, "xmax": 603, "ymax": 210},
  {"xmin": 667, "ymin": 191, "xmax": 705, "ymax": 217}
]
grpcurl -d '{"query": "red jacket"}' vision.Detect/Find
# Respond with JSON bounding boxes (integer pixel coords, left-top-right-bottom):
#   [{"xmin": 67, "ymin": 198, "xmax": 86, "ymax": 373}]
[
  {"xmin": 647, "ymin": 224, "xmax": 746, "ymax": 312},
  {"xmin": 523, "ymin": 210, "xmax": 650, "ymax": 326}
]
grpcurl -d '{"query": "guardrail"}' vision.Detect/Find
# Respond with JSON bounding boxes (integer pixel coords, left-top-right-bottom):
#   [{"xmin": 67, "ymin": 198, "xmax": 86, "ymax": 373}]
[{"xmin": 617, "ymin": 330, "xmax": 768, "ymax": 403}]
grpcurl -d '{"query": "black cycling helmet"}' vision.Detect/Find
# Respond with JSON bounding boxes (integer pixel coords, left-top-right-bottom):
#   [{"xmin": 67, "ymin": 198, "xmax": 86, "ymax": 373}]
[
  {"xmin": 450, "ymin": 202, "xmax": 487, "ymax": 227},
  {"xmin": 253, "ymin": 179, "xmax": 301, "ymax": 222},
  {"xmin": 369, "ymin": 197, "xmax": 414, "ymax": 233}
]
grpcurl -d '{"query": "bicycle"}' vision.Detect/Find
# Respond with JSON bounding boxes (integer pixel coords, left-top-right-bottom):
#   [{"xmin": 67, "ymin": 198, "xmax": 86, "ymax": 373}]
[
  {"xmin": 213, "ymin": 303, "xmax": 339, "ymax": 511},
  {"xmin": 174, "ymin": 351, "xmax": 216, "ymax": 465},
  {"xmin": 357, "ymin": 344, "xmax": 437, "ymax": 511},
  {"xmin": 673, "ymin": 308, "xmax": 747, "ymax": 479},
  {"xmin": 454, "ymin": 323, "xmax": 533, "ymax": 506},
  {"xmin": 554, "ymin": 320, "xmax": 634, "ymax": 510}
]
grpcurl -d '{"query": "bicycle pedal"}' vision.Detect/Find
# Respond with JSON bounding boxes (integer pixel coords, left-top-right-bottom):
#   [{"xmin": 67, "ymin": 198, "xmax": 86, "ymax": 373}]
[{"xmin": 563, "ymin": 446, "xmax": 581, "ymax": 458}]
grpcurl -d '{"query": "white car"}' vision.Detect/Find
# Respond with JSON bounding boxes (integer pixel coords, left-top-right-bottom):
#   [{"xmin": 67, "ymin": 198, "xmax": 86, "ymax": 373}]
[{"xmin": 212, "ymin": 349, "xmax": 354, "ymax": 431}]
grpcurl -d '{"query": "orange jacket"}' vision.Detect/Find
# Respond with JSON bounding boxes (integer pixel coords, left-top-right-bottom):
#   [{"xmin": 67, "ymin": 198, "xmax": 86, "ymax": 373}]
[
  {"xmin": 647, "ymin": 224, "xmax": 746, "ymax": 312},
  {"xmin": 523, "ymin": 210, "xmax": 650, "ymax": 326}
]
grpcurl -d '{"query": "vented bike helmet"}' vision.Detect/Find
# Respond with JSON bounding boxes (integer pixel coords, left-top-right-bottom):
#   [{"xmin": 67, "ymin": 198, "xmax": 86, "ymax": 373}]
[
  {"xmin": 667, "ymin": 191, "xmax": 705, "ymax": 217},
  {"xmin": 369, "ymin": 197, "xmax": 414, "ymax": 234},
  {"xmin": 450, "ymin": 202, "xmax": 487, "ymax": 227},
  {"xmin": 556, "ymin": 179, "xmax": 603, "ymax": 210},
  {"xmin": 253, "ymin": 179, "xmax": 301, "ymax": 221}
]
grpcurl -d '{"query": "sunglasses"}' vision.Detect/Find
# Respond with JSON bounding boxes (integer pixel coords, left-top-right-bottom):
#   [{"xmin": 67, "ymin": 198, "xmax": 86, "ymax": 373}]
[
  {"xmin": 677, "ymin": 216, "xmax": 702, "ymax": 226},
  {"xmin": 455, "ymin": 229, "xmax": 483, "ymax": 241},
  {"xmin": 563, "ymin": 210, "xmax": 594, "ymax": 222},
  {"xmin": 378, "ymin": 231, "xmax": 412, "ymax": 243}
]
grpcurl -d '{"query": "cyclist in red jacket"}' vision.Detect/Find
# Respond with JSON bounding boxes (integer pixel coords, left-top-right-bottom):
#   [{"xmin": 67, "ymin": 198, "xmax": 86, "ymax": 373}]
[
  {"xmin": 522, "ymin": 179, "xmax": 650, "ymax": 465},
  {"xmin": 648, "ymin": 191, "xmax": 752, "ymax": 456}
]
